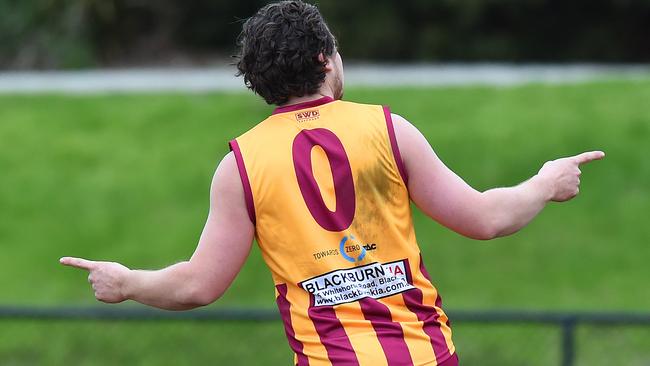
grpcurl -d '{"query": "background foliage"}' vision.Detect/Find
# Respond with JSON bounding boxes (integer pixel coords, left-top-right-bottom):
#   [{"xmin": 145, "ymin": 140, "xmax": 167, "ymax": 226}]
[{"xmin": 1, "ymin": 0, "xmax": 649, "ymax": 69}]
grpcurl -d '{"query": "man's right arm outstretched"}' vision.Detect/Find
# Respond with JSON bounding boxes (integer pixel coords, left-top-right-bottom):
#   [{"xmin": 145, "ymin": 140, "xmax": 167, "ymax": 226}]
[
  {"xmin": 60, "ymin": 152, "xmax": 254, "ymax": 310},
  {"xmin": 392, "ymin": 113, "xmax": 604, "ymax": 240}
]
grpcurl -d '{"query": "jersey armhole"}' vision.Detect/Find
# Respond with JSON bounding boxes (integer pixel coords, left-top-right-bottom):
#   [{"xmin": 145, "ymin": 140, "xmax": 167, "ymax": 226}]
[
  {"xmin": 383, "ymin": 106, "xmax": 409, "ymax": 186},
  {"xmin": 228, "ymin": 139, "xmax": 257, "ymax": 224}
]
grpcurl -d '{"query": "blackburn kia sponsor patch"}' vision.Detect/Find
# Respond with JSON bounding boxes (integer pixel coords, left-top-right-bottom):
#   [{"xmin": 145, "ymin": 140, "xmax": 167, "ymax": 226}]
[{"xmin": 300, "ymin": 260, "xmax": 415, "ymax": 307}]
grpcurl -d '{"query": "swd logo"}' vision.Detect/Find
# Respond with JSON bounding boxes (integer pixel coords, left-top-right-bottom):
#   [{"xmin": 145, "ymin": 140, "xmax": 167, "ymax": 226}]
[{"xmin": 295, "ymin": 110, "xmax": 320, "ymax": 122}]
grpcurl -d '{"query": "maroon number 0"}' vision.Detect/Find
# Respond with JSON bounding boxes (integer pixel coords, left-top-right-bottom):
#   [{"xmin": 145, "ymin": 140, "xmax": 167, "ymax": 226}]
[{"xmin": 292, "ymin": 128, "xmax": 356, "ymax": 232}]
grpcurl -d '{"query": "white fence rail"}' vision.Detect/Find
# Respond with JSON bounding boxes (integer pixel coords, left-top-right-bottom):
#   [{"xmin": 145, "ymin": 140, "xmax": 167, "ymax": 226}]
[{"xmin": 1, "ymin": 64, "xmax": 648, "ymax": 94}]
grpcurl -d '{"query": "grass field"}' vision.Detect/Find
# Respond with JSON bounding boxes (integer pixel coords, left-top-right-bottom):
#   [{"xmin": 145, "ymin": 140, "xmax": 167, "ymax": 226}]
[{"xmin": 1, "ymin": 80, "xmax": 649, "ymax": 364}]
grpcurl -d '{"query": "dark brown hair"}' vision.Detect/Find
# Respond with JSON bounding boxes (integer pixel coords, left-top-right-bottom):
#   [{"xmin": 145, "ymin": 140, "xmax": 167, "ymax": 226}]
[{"xmin": 235, "ymin": 1, "xmax": 336, "ymax": 105}]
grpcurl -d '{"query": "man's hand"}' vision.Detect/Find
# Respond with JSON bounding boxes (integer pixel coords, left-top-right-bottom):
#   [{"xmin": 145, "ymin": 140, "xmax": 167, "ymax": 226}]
[
  {"xmin": 536, "ymin": 151, "xmax": 605, "ymax": 202},
  {"xmin": 60, "ymin": 257, "xmax": 130, "ymax": 303}
]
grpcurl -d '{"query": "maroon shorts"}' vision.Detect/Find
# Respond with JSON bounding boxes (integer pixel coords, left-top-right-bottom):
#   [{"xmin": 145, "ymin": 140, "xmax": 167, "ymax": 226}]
[{"xmin": 439, "ymin": 353, "xmax": 459, "ymax": 366}]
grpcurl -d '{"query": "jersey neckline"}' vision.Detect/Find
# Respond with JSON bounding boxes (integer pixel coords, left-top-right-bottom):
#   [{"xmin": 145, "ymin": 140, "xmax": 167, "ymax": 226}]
[{"xmin": 272, "ymin": 96, "xmax": 335, "ymax": 115}]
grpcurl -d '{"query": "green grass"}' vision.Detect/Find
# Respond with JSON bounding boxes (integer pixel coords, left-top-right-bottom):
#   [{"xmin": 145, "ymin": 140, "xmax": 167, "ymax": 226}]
[
  {"xmin": 0, "ymin": 320, "xmax": 292, "ymax": 365},
  {"xmin": 1, "ymin": 80, "xmax": 649, "ymax": 364}
]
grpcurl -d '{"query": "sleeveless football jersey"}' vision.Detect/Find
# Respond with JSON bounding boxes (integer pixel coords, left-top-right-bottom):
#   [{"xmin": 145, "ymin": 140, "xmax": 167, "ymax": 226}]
[{"xmin": 229, "ymin": 96, "xmax": 455, "ymax": 366}]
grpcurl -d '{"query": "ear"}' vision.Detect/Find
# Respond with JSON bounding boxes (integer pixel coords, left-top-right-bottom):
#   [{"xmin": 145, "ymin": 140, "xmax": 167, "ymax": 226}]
[{"xmin": 318, "ymin": 52, "xmax": 334, "ymax": 72}]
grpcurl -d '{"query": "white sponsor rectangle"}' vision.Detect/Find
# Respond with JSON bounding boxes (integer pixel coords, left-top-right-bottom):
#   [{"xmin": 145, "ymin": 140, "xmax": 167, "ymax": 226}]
[{"xmin": 300, "ymin": 260, "xmax": 415, "ymax": 307}]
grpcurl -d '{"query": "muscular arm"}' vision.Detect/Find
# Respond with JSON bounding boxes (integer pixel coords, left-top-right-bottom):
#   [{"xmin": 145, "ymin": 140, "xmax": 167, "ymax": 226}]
[
  {"xmin": 392, "ymin": 113, "xmax": 604, "ymax": 240},
  {"xmin": 60, "ymin": 152, "xmax": 255, "ymax": 310}
]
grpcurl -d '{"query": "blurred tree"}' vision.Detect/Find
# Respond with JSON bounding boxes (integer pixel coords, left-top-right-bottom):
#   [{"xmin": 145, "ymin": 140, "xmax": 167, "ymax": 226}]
[
  {"xmin": 0, "ymin": 0, "xmax": 648, "ymax": 69},
  {"xmin": 0, "ymin": 0, "xmax": 93, "ymax": 69}
]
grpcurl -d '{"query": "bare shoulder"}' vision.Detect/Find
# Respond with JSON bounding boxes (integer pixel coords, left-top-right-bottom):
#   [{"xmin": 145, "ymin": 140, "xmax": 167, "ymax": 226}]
[
  {"xmin": 210, "ymin": 152, "xmax": 247, "ymax": 211},
  {"xmin": 390, "ymin": 112, "xmax": 432, "ymax": 158},
  {"xmin": 391, "ymin": 113, "xmax": 426, "ymax": 143},
  {"xmin": 390, "ymin": 113, "xmax": 411, "ymax": 130},
  {"xmin": 215, "ymin": 152, "xmax": 237, "ymax": 177},
  {"xmin": 213, "ymin": 152, "xmax": 239, "ymax": 188}
]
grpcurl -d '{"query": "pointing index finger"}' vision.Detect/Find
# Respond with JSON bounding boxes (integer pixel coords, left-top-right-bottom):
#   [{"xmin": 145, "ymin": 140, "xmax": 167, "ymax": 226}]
[
  {"xmin": 60, "ymin": 257, "xmax": 97, "ymax": 271},
  {"xmin": 574, "ymin": 151, "xmax": 605, "ymax": 165}
]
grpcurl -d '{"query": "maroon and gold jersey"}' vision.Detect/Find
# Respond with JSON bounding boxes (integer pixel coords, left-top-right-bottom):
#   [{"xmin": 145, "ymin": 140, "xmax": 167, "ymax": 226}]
[{"xmin": 230, "ymin": 96, "xmax": 455, "ymax": 365}]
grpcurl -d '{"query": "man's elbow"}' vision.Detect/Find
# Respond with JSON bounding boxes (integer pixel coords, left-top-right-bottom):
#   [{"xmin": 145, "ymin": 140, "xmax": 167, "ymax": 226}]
[
  {"xmin": 467, "ymin": 226, "xmax": 499, "ymax": 241},
  {"xmin": 473, "ymin": 216, "xmax": 521, "ymax": 241},
  {"xmin": 181, "ymin": 279, "xmax": 225, "ymax": 308},
  {"xmin": 187, "ymin": 286, "xmax": 224, "ymax": 307},
  {"xmin": 450, "ymin": 218, "xmax": 499, "ymax": 241},
  {"xmin": 466, "ymin": 216, "xmax": 502, "ymax": 241}
]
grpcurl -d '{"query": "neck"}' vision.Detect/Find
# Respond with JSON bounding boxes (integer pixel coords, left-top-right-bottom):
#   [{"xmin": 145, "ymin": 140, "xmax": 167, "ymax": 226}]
[{"xmin": 283, "ymin": 91, "xmax": 334, "ymax": 107}]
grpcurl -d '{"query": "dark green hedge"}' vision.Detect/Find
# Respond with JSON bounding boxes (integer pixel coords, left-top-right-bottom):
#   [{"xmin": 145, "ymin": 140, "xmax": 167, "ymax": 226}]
[{"xmin": 2, "ymin": 0, "xmax": 649, "ymax": 69}]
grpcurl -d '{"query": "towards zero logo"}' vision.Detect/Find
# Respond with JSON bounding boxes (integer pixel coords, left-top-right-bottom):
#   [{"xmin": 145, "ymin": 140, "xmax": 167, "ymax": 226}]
[{"xmin": 339, "ymin": 235, "xmax": 377, "ymax": 263}]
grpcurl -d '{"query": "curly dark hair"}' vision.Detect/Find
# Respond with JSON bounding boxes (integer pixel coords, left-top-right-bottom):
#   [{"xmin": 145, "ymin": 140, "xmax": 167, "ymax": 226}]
[{"xmin": 235, "ymin": 1, "xmax": 336, "ymax": 105}]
